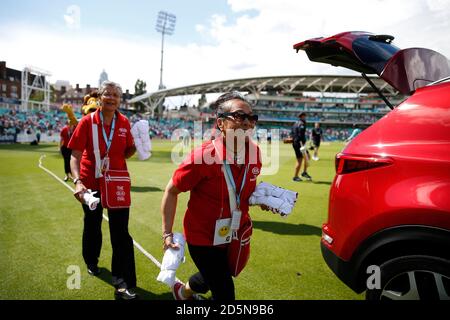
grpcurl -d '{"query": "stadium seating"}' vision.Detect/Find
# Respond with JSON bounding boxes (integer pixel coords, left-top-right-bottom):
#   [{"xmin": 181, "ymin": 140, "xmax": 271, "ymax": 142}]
[{"xmin": 1, "ymin": 99, "xmax": 383, "ymax": 143}]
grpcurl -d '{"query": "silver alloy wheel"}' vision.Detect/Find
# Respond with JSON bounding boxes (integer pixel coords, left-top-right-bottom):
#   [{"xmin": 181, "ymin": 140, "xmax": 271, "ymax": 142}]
[{"xmin": 381, "ymin": 270, "xmax": 450, "ymax": 300}]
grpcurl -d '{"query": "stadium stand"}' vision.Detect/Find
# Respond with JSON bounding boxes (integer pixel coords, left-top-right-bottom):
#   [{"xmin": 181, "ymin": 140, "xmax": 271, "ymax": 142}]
[
  {"xmin": 128, "ymin": 75, "xmax": 404, "ymax": 142},
  {"xmin": 0, "ymin": 105, "xmax": 381, "ymax": 144},
  {"xmin": 0, "ymin": 107, "xmax": 195, "ymax": 143},
  {"xmin": 1, "ymin": 75, "xmax": 405, "ymax": 143}
]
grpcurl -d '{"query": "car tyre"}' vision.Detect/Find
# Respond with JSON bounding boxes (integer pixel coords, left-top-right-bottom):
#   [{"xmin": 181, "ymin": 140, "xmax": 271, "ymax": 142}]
[{"xmin": 366, "ymin": 255, "xmax": 450, "ymax": 300}]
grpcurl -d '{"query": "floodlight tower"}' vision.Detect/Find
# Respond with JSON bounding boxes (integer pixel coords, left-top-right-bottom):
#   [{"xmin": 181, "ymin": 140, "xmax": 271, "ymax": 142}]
[{"xmin": 155, "ymin": 11, "xmax": 176, "ymax": 90}]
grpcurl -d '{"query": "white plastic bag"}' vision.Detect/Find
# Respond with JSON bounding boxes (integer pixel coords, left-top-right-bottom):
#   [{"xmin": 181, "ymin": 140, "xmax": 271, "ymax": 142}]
[{"xmin": 156, "ymin": 233, "xmax": 186, "ymax": 287}]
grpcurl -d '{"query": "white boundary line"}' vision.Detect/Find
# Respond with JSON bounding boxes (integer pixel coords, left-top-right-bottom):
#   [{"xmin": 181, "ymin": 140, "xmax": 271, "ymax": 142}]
[{"xmin": 37, "ymin": 155, "xmax": 184, "ymax": 280}]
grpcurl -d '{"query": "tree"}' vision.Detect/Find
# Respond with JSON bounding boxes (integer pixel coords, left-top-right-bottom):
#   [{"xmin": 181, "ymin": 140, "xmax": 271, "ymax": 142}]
[
  {"xmin": 29, "ymin": 90, "xmax": 44, "ymax": 102},
  {"xmin": 134, "ymin": 79, "xmax": 147, "ymax": 112},
  {"xmin": 50, "ymin": 85, "xmax": 57, "ymax": 103}
]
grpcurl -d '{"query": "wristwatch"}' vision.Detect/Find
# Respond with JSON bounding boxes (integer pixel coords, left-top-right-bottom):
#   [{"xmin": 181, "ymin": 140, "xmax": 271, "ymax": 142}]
[{"xmin": 73, "ymin": 178, "xmax": 82, "ymax": 185}]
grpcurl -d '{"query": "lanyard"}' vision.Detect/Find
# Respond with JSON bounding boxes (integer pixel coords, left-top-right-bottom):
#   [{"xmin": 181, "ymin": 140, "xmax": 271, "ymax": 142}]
[
  {"xmin": 223, "ymin": 160, "xmax": 248, "ymax": 209},
  {"xmin": 99, "ymin": 112, "xmax": 116, "ymax": 154}
]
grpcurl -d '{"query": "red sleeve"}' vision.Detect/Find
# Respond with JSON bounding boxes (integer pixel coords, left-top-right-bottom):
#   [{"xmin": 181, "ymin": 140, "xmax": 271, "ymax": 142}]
[
  {"xmin": 258, "ymin": 145, "xmax": 263, "ymax": 170},
  {"xmin": 172, "ymin": 151, "xmax": 204, "ymax": 192},
  {"xmin": 68, "ymin": 117, "xmax": 88, "ymax": 151},
  {"xmin": 60, "ymin": 127, "xmax": 66, "ymax": 139}
]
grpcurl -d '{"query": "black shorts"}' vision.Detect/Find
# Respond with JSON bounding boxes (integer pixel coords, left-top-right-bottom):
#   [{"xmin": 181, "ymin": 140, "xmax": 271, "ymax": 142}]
[
  {"xmin": 293, "ymin": 142, "xmax": 309, "ymax": 159},
  {"xmin": 313, "ymin": 139, "xmax": 321, "ymax": 148}
]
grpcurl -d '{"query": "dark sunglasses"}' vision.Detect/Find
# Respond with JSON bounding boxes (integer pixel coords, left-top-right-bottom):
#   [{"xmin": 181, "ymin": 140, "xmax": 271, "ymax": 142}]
[{"xmin": 218, "ymin": 111, "xmax": 258, "ymax": 122}]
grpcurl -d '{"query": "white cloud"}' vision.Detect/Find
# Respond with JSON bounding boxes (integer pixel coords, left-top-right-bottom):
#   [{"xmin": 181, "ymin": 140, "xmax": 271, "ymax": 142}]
[
  {"xmin": 1, "ymin": 0, "xmax": 449, "ymax": 97},
  {"xmin": 426, "ymin": 0, "xmax": 450, "ymax": 11},
  {"xmin": 198, "ymin": 0, "xmax": 450, "ymax": 79},
  {"xmin": 64, "ymin": 5, "xmax": 81, "ymax": 30},
  {"xmin": 0, "ymin": 23, "xmax": 162, "ymax": 92},
  {"xmin": 195, "ymin": 24, "xmax": 205, "ymax": 33}
]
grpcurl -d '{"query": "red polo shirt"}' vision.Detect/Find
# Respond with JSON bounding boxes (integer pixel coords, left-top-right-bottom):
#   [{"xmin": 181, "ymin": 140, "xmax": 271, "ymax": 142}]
[
  {"xmin": 172, "ymin": 137, "xmax": 262, "ymax": 246},
  {"xmin": 60, "ymin": 125, "xmax": 72, "ymax": 147},
  {"xmin": 68, "ymin": 109, "xmax": 134, "ymax": 190}
]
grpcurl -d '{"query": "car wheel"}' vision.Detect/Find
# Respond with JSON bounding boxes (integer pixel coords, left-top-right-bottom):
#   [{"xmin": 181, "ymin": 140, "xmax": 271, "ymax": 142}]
[{"xmin": 366, "ymin": 255, "xmax": 450, "ymax": 300}]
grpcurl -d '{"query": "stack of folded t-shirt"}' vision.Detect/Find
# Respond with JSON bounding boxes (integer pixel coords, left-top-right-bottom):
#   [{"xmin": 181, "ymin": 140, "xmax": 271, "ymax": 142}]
[
  {"xmin": 131, "ymin": 120, "xmax": 152, "ymax": 160},
  {"xmin": 249, "ymin": 182, "xmax": 298, "ymax": 216},
  {"xmin": 156, "ymin": 232, "xmax": 185, "ymax": 287}
]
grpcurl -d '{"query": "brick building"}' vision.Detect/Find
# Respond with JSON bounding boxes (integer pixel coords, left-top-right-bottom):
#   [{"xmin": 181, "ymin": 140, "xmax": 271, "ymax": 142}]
[
  {"xmin": 1, "ymin": 61, "xmax": 134, "ymax": 111},
  {"xmin": 56, "ymin": 84, "xmax": 133, "ymax": 111},
  {"xmin": 58, "ymin": 83, "xmax": 96, "ymax": 109},
  {"xmin": 0, "ymin": 61, "xmax": 21, "ymax": 107}
]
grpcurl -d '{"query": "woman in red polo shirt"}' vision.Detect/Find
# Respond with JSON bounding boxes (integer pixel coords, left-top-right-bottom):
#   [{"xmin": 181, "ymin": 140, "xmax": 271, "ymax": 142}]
[
  {"xmin": 161, "ymin": 91, "xmax": 262, "ymax": 300},
  {"xmin": 60, "ymin": 121, "xmax": 75, "ymax": 181},
  {"xmin": 68, "ymin": 81, "xmax": 138, "ymax": 300}
]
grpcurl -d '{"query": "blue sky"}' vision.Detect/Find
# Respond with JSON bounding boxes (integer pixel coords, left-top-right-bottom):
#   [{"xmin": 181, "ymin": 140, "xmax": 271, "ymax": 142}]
[
  {"xmin": 1, "ymin": 0, "xmax": 449, "ymax": 99},
  {"xmin": 0, "ymin": 0, "xmax": 253, "ymax": 45}
]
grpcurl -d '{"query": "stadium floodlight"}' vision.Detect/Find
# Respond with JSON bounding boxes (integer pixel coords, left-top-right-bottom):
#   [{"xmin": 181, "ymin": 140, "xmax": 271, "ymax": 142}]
[{"xmin": 155, "ymin": 11, "xmax": 176, "ymax": 90}]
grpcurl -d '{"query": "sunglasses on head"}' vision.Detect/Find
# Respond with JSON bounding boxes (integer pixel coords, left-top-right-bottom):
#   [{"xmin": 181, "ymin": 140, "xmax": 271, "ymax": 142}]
[{"xmin": 218, "ymin": 111, "xmax": 258, "ymax": 122}]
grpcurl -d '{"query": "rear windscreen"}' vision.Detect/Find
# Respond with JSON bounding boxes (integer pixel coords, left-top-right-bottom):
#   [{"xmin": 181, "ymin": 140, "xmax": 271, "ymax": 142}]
[{"xmin": 352, "ymin": 38, "xmax": 400, "ymax": 74}]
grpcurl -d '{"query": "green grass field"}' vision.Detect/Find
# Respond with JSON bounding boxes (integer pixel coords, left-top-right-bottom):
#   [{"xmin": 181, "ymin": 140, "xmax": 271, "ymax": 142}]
[{"xmin": 0, "ymin": 140, "xmax": 363, "ymax": 300}]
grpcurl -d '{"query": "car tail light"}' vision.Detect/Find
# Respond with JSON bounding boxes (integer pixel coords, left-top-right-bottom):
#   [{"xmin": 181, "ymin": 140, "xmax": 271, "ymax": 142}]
[
  {"xmin": 335, "ymin": 153, "xmax": 393, "ymax": 174},
  {"xmin": 322, "ymin": 224, "xmax": 334, "ymax": 245},
  {"xmin": 322, "ymin": 233, "xmax": 334, "ymax": 245}
]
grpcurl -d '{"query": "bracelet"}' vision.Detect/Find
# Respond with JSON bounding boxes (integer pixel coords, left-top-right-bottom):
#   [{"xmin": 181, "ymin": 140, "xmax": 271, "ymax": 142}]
[{"xmin": 162, "ymin": 232, "xmax": 173, "ymax": 240}]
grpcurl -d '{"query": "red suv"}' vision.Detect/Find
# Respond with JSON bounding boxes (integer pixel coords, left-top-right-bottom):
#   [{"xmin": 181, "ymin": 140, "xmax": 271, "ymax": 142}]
[{"xmin": 294, "ymin": 31, "xmax": 450, "ymax": 300}]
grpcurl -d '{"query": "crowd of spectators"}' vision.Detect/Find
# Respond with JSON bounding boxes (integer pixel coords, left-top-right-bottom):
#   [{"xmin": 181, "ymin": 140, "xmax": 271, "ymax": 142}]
[
  {"xmin": 127, "ymin": 112, "xmax": 195, "ymax": 139},
  {"xmin": 258, "ymin": 112, "xmax": 380, "ymax": 124},
  {"xmin": 1, "ymin": 106, "xmax": 362, "ymax": 143},
  {"xmin": 0, "ymin": 107, "xmax": 72, "ymax": 142},
  {"xmin": 0, "ymin": 107, "xmax": 197, "ymax": 142},
  {"xmin": 255, "ymin": 101, "xmax": 385, "ymax": 124},
  {"xmin": 256, "ymin": 100, "xmax": 389, "ymax": 113}
]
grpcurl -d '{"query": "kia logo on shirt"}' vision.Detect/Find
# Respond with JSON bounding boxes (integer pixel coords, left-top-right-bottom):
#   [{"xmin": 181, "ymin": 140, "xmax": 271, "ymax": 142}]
[
  {"xmin": 118, "ymin": 127, "xmax": 127, "ymax": 137},
  {"xmin": 250, "ymin": 167, "xmax": 260, "ymax": 181}
]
